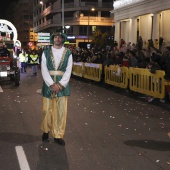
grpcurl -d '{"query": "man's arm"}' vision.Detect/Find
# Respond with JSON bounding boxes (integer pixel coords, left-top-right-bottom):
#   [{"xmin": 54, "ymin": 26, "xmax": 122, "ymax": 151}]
[
  {"xmin": 41, "ymin": 52, "xmax": 54, "ymax": 87},
  {"xmin": 59, "ymin": 53, "xmax": 73, "ymax": 87}
]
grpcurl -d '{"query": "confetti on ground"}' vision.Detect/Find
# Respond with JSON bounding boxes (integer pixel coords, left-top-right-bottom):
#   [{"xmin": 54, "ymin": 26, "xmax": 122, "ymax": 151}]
[
  {"xmin": 36, "ymin": 89, "xmax": 42, "ymax": 93},
  {"xmin": 40, "ymin": 145, "xmax": 48, "ymax": 151}
]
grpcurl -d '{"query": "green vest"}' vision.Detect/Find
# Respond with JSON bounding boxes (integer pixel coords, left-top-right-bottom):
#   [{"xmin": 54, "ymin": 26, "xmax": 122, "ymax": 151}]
[{"xmin": 42, "ymin": 47, "xmax": 71, "ymax": 98}]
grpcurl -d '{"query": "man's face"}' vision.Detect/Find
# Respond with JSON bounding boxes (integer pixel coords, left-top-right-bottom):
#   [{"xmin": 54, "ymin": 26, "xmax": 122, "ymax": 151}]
[
  {"xmin": 0, "ymin": 42, "xmax": 3, "ymax": 49},
  {"xmin": 54, "ymin": 35, "xmax": 63, "ymax": 46}
]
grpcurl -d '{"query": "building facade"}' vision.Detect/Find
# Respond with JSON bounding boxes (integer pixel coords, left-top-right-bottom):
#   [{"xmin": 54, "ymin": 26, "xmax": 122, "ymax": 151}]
[
  {"xmin": 33, "ymin": 0, "xmax": 114, "ymax": 47},
  {"xmin": 6, "ymin": 0, "xmax": 35, "ymax": 50},
  {"xmin": 111, "ymin": 0, "xmax": 170, "ymax": 49}
]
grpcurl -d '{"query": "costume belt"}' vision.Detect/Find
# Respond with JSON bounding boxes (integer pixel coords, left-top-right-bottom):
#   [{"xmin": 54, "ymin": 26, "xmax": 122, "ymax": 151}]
[{"xmin": 49, "ymin": 70, "xmax": 64, "ymax": 76}]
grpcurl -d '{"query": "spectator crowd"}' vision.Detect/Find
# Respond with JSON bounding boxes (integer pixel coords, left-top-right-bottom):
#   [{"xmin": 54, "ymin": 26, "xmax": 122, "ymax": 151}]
[{"xmin": 66, "ymin": 36, "xmax": 170, "ymax": 103}]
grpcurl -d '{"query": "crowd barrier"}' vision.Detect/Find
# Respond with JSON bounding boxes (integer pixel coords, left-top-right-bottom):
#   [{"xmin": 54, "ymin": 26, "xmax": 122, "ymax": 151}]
[
  {"xmin": 83, "ymin": 63, "xmax": 102, "ymax": 82},
  {"xmin": 72, "ymin": 62, "xmax": 170, "ymax": 99},
  {"xmin": 129, "ymin": 68, "xmax": 165, "ymax": 99},
  {"xmin": 72, "ymin": 62, "xmax": 84, "ymax": 77},
  {"xmin": 105, "ymin": 65, "xmax": 129, "ymax": 89}
]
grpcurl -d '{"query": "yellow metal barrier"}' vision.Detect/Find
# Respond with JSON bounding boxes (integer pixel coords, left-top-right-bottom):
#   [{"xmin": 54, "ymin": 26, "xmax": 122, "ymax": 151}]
[
  {"xmin": 72, "ymin": 62, "xmax": 84, "ymax": 77},
  {"xmin": 104, "ymin": 65, "xmax": 129, "ymax": 89},
  {"xmin": 72, "ymin": 63, "xmax": 170, "ymax": 99},
  {"xmin": 83, "ymin": 63, "xmax": 102, "ymax": 82},
  {"xmin": 129, "ymin": 68, "xmax": 166, "ymax": 99}
]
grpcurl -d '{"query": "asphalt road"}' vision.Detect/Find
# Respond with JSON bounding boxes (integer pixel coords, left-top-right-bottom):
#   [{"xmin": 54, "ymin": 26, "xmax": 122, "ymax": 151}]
[{"xmin": 0, "ymin": 67, "xmax": 170, "ymax": 170}]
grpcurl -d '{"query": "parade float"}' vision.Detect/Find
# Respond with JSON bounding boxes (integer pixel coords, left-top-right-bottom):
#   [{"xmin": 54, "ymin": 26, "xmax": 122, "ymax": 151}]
[{"xmin": 0, "ymin": 19, "xmax": 21, "ymax": 86}]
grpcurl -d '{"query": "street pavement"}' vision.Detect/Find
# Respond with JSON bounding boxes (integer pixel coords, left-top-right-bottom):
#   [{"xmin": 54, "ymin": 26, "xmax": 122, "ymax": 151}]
[{"xmin": 0, "ymin": 67, "xmax": 170, "ymax": 170}]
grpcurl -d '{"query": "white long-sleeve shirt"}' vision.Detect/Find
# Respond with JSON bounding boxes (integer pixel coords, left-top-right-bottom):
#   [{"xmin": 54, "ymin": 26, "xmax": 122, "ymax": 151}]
[{"xmin": 41, "ymin": 46, "xmax": 73, "ymax": 87}]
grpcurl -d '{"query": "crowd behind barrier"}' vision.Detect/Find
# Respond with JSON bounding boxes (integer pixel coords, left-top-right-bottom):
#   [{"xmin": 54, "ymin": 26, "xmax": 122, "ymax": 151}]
[
  {"xmin": 68, "ymin": 37, "xmax": 170, "ymax": 103},
  {"xmin": 72, "ymin": 63, "xmax": 169, "ymax": 100}
]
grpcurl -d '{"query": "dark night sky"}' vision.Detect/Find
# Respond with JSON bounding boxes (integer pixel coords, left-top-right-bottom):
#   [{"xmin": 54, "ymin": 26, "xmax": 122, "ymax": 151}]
[{"xmin": 0, "ymin": 0, "xmax": 19, "ymax": 19}]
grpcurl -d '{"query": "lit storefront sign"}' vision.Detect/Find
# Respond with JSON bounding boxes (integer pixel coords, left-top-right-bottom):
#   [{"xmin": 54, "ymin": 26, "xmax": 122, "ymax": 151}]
[
  {"xmin": 38, "ymin": 32, "xmax": 50, "ymax": 43},
  {"xmin": 114, "ymin": 0, "xmax": 144, "ymax": 9},
  {"xmin": 67, "ymin": 36, "xmax": 75, "ymax": 39},
  {"xmin": 77, "ymin": 36, "xmax": 87, "ymax": 39}
]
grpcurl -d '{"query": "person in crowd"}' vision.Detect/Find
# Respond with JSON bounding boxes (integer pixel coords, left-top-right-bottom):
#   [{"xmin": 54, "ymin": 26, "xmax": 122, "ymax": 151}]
[
  {"xmin": 41, "ymin": 32, "xmax": 73, "ymax": 146},
  {"xmin": 161, "ymin": 47, "xmax": 170, "ymax": 101},
  {"xmin": 128, "ymin": 50, "xmax": 138, "ymax": 67},
  {"xmin": 131, "ymin": 43, "xmax": 137, "ymax": 50},
  {"xmin": 154, "ymin": 39, "xmax": 159, "ymax": 49},
  {"xmin": 114, "ymin": 52, "xmax": 123, "ymax": 66},
  {"xmin": 18, "ymin": 49, "xmax": 28, "ymax": 73},
  {"xmin": 159, "ymin": 37, "xmax": 164, "ymax": 52},
  {"xmin": 137, "ymin": 36, "xmax": 143, "ymax": 50},
  {"xmin": 120, "ymin": 43, "xmax": 127, "ymax": 54},
  {"xmin": 148, "ymin": 39, "xmax": 154, "ymax": 49},
  {"xmin": 81, "ymin": 48, "xmax": 89, "ymax": 62},
  {"xmin": 0, "ymin": 40, "xmax": 10, "ymax": 57},
  {"xmin": 120, "ymin": 39, "xmax": 125, "ymax": 48},
  {"xmin": 103, "ymin": 50, "xmax": 114, "ymax": 67},
  {"xmin": 136, "ymin": 50, "xmax": 149, "ymax": 68},
  {"xmin": 113, "ymin": 41, "xmax": 118, "ymax": 48},
  {"xmin": 29, "ymin": 50, "xmax": 39, "ymax": 75},
  {"xmin": 147, "ymin": 52, "xmax": 161, "ymax": 74},
  {"xmin": 145, "ymin": 52, "xmax": 161, "ymax": 102},
  {"xmin": 95, "ymin": 52, "xmax": 104, "ymax": 64},
  {"xmin": 75, "ymin": 51, "xmax": 82, "ymax": 62},
  {"xmin": 127, "ymin": 42, "xmax": 132, "ymax": 50}
]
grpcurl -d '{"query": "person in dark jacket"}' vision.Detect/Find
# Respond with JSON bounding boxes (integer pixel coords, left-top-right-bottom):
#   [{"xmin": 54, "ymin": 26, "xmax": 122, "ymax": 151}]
[
  {"xmin": 0, "ymin": 41, "xmax": 10, "ymax": 57},
  {"xmin": 128, "ymin": 50, "xmax": 138, "ymax": 67}
]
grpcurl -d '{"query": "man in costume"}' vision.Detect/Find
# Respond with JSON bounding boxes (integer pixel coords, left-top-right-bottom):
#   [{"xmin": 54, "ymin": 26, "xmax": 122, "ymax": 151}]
[{"xmin": 41, "ymin": 32, "xmax": 73, "ymax": 146}]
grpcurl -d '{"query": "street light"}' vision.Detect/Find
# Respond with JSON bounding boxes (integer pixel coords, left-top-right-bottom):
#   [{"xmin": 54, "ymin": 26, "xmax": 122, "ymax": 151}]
[
  {"xmin": 40, "ymin": 0, "xmax": 43, "ymax": 5},
  {"xmin": 62, "ymin": 0, "xmax": 64, "ymax": 33},
  {"xmin": 87, "ymin": 7, "xmax": 95, "ymax": 42}
]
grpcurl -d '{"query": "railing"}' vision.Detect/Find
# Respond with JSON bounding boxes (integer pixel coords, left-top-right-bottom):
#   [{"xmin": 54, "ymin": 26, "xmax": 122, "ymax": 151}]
[
  {"xmin": 72, "ymin": 63, "xmax": 170, "ymax": 99},
  {"xmin": 82, "ymin": 2, "xmax": 112, "ymax": 8},
  {"xmin": 64, "ymin": 2, "xmax": 113, "ymax": 8},
  {"xmin": 78, "ymin": 16, "xmax": 113, "ymax": 23},
  {"xmin": 83, "ymin": 63, "xmax": 103, "ymax": 82},
  {"xmin": 129, "ymin": 68, "xmax": 166, "ymax": 99},
  {"xmin": 105, "ymin": 65, "xmax": 129, "ymax": 89},
  {"xmin": 34, "ymin": 16, "xmax": 113, "ymax": 31},
  {"xmin": 72, "ymin": 62, "xmax": 84, "ymax": 77}
]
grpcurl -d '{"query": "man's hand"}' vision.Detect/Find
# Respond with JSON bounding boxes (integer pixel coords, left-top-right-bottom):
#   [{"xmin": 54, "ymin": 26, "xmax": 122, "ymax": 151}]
[{"xmin": 50, "ymin": 83, "xmax": 60, "ymax": 95}]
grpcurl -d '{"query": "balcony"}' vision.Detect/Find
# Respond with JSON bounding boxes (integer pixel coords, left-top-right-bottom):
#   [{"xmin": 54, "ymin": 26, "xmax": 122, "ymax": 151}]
[
  {"xmin": 77, "ymin": 16, "xmax": 114, "ymax": 26},
  {"xmin": 34, "ymin": 1, "xmax": 112, "ymax": 14},
  {"xmin": 64, "ymin": 2, "xmax": 112, "ymax": 8},
  {"xmin": 34, "ymin": 16, "xmax": 114, "ymax": 33}
]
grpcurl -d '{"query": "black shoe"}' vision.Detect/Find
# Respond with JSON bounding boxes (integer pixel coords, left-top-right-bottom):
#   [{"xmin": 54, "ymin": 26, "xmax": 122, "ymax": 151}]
[
  {"xmin": 42, "ymin": 132, "xmax": 49, "ymax": 142},
  {"xmin": 54, "ymin": 138, "xmax": 65, "ymax": 146}
]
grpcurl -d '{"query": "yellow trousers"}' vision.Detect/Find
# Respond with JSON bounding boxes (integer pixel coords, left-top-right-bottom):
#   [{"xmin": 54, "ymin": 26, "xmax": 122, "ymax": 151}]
[{"xmin": 41, "ymin": 96, "xmax": 68, "ymax": 138}]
